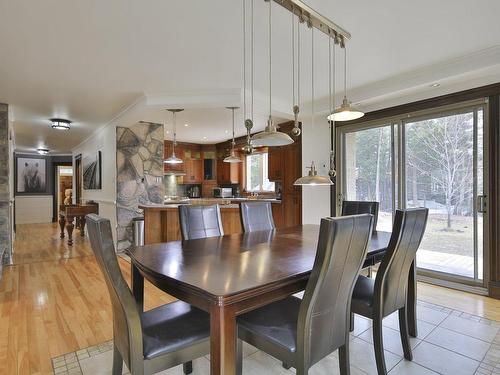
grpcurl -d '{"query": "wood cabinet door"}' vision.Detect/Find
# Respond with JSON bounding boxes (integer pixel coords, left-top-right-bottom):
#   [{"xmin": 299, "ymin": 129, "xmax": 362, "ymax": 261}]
[
  {"xmin": 193, "ymin": 159, "xmax": 203, "ymax": 182},
  {"xmin": 267, "ymin": 147, "xmax": 283, "ymax": 181},
  {"xmin": 283, "ymin": 143, "xmax": 301, "ymax": 195},
  {"xmin": 271, "ymin": 203, "xmax": 284, "ymax": 229},
  {"xmin": 282, "ymin": 194, "xmax": 302, "ymax": 227}
]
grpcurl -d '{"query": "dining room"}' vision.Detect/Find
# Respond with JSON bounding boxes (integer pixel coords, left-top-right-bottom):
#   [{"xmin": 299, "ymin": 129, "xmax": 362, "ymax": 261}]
[{"xmin": 2, "ymin": 1, "xmax": 500, "ymax": 375}]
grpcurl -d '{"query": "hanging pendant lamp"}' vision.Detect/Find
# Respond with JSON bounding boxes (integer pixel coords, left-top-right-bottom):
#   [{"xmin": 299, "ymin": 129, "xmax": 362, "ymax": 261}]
[
  {"xmin": 251, "ymin": 0, "xmax": 293, "ymax": 147},
  {"xmin": 294, "ymin": 27, "xmax": 332, "ymax": 186},
  {"xmin": 224, "ymin": 107, "xmax": 242, "ymax": 163},
  {"xmin": 164, "ymin": 109, "xmax": 184, "ymax": 164},
  {"xmin": 328, "ymin": 45, "xmax": 364, "ymax": 122}
]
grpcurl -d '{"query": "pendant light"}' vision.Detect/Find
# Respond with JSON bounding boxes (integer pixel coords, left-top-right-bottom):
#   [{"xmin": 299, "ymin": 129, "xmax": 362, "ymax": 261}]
[
  {"xmin": 251, "ymin": 0, "xmax": 293, "ymax": 147},
  {"xmin": 328, "ymin": 45, "xmax": 364, "ymax": 122},
  {"xmin": 328, "ymin": 35, "xmax": 337, "ymax": 178},
  {"xmin": 164, "ymin": 109, "xmax": 184, "ymax": 164},
  {"xmin": 294, "ymin": 27, "xmax": 332, "ymax": 186},
  {"xmin": 224, "ymin": 107, "xmax": 242, "ymax": 163}
]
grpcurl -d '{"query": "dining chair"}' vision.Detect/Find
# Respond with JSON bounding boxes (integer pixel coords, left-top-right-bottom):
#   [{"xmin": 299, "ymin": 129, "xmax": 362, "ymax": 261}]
[
  {"xmin": 342, "ymin": 200, "xmax": 379, "ymax": 233},
  {"xmin": 239, "ymin": 201, "xmax": 275, "ymax": 232},
  {"xmin": 350, "ymin": 208, "xmax": 428, "ymax": 375},
  {"xmin": 236, "ymin": 214, "xmax": 374, "ymax": 375},
  {"xmin": 86, "ymin": 214, "xmax": 210, "ymax": 375},
  {"xmin": 178, "ymin": 204, "xmax": 224, "ymax": 240}
]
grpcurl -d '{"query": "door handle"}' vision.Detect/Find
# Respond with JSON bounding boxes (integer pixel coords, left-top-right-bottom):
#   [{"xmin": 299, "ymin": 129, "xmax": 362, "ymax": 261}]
[{"xmin": 477, "ymin": 195, "xmax": 487, "ymax": 213}]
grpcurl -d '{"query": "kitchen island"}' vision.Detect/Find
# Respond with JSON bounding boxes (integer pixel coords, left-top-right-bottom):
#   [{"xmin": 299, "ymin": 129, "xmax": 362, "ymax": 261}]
[{"xmin": 139, "ymin": 199, "xmax": 282, "ymax": 244}]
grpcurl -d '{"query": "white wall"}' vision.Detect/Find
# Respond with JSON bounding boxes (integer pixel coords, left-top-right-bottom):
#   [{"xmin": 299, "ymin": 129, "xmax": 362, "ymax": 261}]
[
  {"xmin": 301, "ymin": 114, "xmax": 332, "ymax": 225},
  {"xmin": 15, "ymin": 196, "xmax": 53, "ymax": 224},
  {"xmin": 72, "ymin": 123, "xmax": 117, "ymax": 243}
]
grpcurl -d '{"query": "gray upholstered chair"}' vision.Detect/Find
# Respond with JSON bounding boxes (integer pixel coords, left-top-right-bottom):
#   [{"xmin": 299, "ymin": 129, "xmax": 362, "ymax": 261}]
[
  {"xmin": 86, "ymin": 214, "xmax": 210, "ymax": 375},
  {"xmin": 239, "ymin": 201, "xmax": 275, "ymax": 232},
  {"xmin": 350, "ymin": 208, "xmax": 428, "ymax": 375},
  {"xmin": 236, "ymin": 214, "xmax": 374, "ymax": 375},
  {"xmin": 178, "ymin": 204, "xmax": 224, "ymax": 240},
  {"xmin": 342, "ymin": 200, "xmax": 379, "ymax": 233}
]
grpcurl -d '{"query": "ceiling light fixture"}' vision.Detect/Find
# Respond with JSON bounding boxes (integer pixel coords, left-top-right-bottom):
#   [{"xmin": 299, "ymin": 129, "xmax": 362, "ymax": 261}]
[
  {"xmin": 251, "ymin": 0, "xmax": 294, "ymax": 147},
  {"xmin": 37, "ymin": 148, "xmax": 49, "ymax": 155},
  {"xmin": 328, "ymin": 44, "xmax": 364, "ymax": 122},
  {"xmin": 224, "ymin": 107, "xmax": 242, "ymax": 163},
  {"xmin": 164, "ymin": 109, "xmax": 184, "ymax": 164},
  {"xmin": 50, "ymin": 118, "xmax": 71, "ymax": 130},
  {"xmin": 430, "ymin": 83, "xmax": 440, "ymax": 87}
]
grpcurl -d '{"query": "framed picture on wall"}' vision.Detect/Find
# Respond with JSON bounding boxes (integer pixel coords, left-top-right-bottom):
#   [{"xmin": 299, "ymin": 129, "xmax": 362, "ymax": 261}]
[
  {"xmin": 16, "ymin": 156, "xmax": 47, "ymax": 193},
  {"xmin": 83, "ymin": 151, "xmax": 102, "ymax": 190}
]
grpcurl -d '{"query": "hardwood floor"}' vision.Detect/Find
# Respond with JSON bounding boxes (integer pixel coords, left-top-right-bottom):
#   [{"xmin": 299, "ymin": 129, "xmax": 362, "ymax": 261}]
[
  {"xmin": 1, "ymin": 222, "xmax": 500, "ymax": 374},
  {"xmin": 0, "ymin": 224, "xmax": 174, "ymax": 375}
]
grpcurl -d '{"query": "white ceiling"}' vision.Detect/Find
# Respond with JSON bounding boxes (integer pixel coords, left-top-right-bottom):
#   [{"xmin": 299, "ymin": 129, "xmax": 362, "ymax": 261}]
[{"xmin": 1, "ymin": 0, "xmax": 500, "ymax": 153}]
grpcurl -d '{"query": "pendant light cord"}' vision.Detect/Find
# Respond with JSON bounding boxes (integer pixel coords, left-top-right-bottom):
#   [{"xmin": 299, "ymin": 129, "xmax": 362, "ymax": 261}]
[
  {"xmin": 172, "ymin": 111, "xmax": 177, "ymax": 155},
  {"xmin": 232, "ymin": 107, "xmax": 235, "ymax": 146},
  {"xmin": 344, "ymin": 46, "xmax": 347, "ymax": 98},
  {"xmin": 268, "ymin": 0, "xmax": 272, "ymax": 118},
  {"xmin": 292, "ymin": 9, "xmax": 295, "ymax": 107},
  {"xmin": 251, "ymin": 0, "xmax": 254, "ymax": 122},
  {"xmin": 329, "ymin": 36, "xmax": 332, "ymax": 118},
  {"xmin": 311, "ymin": 27, "xmax": 314, "ymax": 127},
  {"xmin": 297, "ymin": 16, "xmax": 300, "ymax": 109},
  {"xmin": 243, "ymin": 0, "xmax": 246, "ymax": 121}
]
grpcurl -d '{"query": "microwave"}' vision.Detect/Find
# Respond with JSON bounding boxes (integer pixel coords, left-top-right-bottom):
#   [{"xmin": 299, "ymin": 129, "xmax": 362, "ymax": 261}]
[{"xmin": 213, "ymin": 187, "xmax": 233, "ymax": 198}]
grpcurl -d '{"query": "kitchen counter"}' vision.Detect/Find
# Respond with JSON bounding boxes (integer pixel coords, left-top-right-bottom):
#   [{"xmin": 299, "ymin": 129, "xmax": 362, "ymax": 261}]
[{"xmin": 160, "ymin": 197, "xmax": 282, "ymax": 206}]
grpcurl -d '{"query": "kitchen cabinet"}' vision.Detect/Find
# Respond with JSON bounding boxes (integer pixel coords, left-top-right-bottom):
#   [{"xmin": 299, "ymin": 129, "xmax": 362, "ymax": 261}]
[
  {"xmin": 271, "ymin": 202, "xmax": 284, "ymax": 229},
  {"xmin": 268, "ymin": 147, "xmax": 283, "ymax": 181},
  {"xmin": 282, "ymin": 193, "xmax": 301, "ymax": 227},
  {"xmin": 283, "ymin": 142, "xmax": 302, "ymax": 196},
  {"xmin": 184, "ymin": 159, "xmax": 203, "ymax": 183},
  {"xmin": 217, "ymin": 158, "xmax": 240, "ymax": 184}
]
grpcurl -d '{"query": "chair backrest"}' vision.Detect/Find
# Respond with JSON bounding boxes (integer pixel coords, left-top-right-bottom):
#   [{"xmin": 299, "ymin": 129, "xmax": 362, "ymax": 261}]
[
  {"xmin": 375, "ymin": 208, "xmax": 428, "ymax": 317},
  {"xmin": 298, "ymin": 214, "xmax": 373, "ymax": 367},
  {"xmin": 86, "ymin": 214, "xmax": 142, "ymax": 369},
  {"xmin": 178, "ymin": 204, "xmax": 224, "ymax": 240},
  {"xmin": 239, "ymin": 201, "xmax": 275, "ymax": 232},
  {"xmin": 342, "ymin": 200, "xmax": 379, "ymax": 232}
]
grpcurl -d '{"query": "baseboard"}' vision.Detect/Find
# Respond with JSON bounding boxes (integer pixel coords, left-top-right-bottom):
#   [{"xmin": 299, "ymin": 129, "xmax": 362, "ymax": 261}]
[{"xmin": 489, "ymin": 281, "xmax": 500, "ymax": 299}]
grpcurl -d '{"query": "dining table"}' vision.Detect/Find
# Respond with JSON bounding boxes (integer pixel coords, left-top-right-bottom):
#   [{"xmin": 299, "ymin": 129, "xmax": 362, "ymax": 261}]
[{"xmin": 126, "ymin": 224, "xmax": 417, "ymax": 375}]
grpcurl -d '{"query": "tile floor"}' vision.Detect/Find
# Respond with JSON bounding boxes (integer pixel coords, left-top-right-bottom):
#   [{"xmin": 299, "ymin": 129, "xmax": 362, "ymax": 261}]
[{"xmin": 52, "ymin": 300, "xmax": 500, "ymax": 375}]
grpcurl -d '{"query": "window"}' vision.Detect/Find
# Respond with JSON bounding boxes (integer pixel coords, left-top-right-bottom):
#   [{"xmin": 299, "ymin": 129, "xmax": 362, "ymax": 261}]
[{"xmin": 246, "ymin": 153, "xmax": 275, "ymax": 192}]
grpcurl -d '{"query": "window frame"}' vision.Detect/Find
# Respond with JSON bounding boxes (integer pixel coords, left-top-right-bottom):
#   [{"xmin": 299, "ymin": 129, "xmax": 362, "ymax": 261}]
[{"xmin": 245, "ymin": 151, "xmax": 275, "ymax": 193}]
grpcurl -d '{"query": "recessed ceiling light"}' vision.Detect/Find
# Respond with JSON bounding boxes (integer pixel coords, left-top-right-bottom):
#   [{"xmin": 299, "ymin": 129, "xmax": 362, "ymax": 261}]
[
  {"xmin": 184, "ymin": 123, "xmax": 189, "ymax": 127},
  {"xmin": 50, "ymin": 118, "xmax": 71, "ymax": 130},
  {"xmin": 37, "ymin": 148, "xmax": 49, "ymax": 155},
  {"xmin": 430, "ymin": 83, "xmax": 440, "ymax": 88},
  {"xmin": 203, "ymin": 136, "xmax": 207, "ymax": 140},
  {"xmin": 225, "ymin": 130, "xmax": 229, "ymax": 134}
]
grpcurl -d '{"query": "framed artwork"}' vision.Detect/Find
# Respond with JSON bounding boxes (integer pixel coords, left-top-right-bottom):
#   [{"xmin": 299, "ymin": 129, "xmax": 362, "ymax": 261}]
[
  {"xmin": 16, "ymin": 156, "xmax": 47, "ymax": 193},
  {"xmin": 83, "ymin": 151, "xmax": 102, "ymax": 189}
]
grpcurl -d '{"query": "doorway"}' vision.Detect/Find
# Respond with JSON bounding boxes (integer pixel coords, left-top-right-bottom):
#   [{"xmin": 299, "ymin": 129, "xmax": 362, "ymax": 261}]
[
  {"xmin": 337, "ymin": 100, "xmax": 488, "ymax": 289},
  {"xmin": 52, "ymin": 162, "xmax": 73, "ymax": 222}
]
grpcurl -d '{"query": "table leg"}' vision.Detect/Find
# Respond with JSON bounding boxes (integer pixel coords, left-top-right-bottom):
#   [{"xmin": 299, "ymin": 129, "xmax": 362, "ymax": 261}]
[
  {"xmin": 59, "ymin": 215, "xmax": 66, "ymax": 239},
  {"xmin": 66, "ymin": 216, "xmax": 74, "ymax": 246},
  {"xmin": 131, "ymin": 263, "xmax": 144, "ymax": 312},
  {"xmin": 407, "ymin": 260, "xmax": 417, "ymax": 337},
  {"xmin": 210, "ymin": 304, "xmax": 237, "ymax": 375},
  {"xmin": 80, "ymin": 216, "xmax": 86, "ymax": 237}
]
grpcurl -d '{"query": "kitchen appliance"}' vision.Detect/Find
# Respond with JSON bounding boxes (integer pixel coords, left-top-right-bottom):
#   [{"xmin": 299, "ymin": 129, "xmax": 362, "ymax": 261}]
[
  {"xmin": 187, "ymin": 185, "xmax": 201, "ymax": 198},
  {"xmin": 213, "ymin": 187, "xmax": 233, "ymax": 198}
]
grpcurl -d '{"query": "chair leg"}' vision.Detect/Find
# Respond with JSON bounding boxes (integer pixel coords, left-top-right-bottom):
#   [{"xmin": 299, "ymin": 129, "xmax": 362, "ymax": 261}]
[
  {"xmin": 236, "ymin": 339, "xmax": 243, "ymax": 375},
  {"xmin": 398, "ymin": 307, "xmax": 413, "ymax": 361},
  {"xmin": 282, "ymin": 362, "xmax": 291, "ymax": 369},
  {"xmin": 372, "ymin": 316, "xmax": 387, "ymax": 375},
  {"xmin": 367, "ymin": 267, "xmax": 373, "ymax": 278},
  {"xmin": 338, "ymin": 340, "xmax": 350, "ymax": 375},
  {"xmin": 112, "ymin": 343, "xmax": 123, "ymax": 375},
  {"xmin": 183, "ymin": 361, "xmax": 193, "ymax": 374},
  {"xmin": 349, "ymin": 312, "xmax": 355, "ymax": 332}
]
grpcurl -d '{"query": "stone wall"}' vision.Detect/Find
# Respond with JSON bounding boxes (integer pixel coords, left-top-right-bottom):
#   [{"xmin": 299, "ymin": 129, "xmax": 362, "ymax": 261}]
[
  {"xmin": 0, "ymin": 104, "xmax": 11, "ymax": 272},
  {"xmin": 116, "ymin": 123, "xmax": 164, "ymax": 251}
]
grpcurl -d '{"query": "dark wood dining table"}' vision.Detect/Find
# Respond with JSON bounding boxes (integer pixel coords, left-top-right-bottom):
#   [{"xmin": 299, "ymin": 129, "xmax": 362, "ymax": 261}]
[{"xmin": 127, "ymin": 225, "xmax": 417, "ymax": 375}]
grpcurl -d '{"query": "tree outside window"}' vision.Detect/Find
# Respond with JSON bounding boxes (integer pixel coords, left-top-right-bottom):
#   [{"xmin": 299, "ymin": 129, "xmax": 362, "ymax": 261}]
[{"xmin": 246, "ymin": 153, "xmax": 275, "ymax": 192}]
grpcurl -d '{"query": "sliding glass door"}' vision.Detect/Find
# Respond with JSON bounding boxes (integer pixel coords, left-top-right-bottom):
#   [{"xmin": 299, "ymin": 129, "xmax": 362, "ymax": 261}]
[
  {"xmin": 403, "ymin": 108, "xmax": 486, "ymax": 283},
  {"xmin": 337, "ymin": 102, "xmax": 488, "ymax": 287}
]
